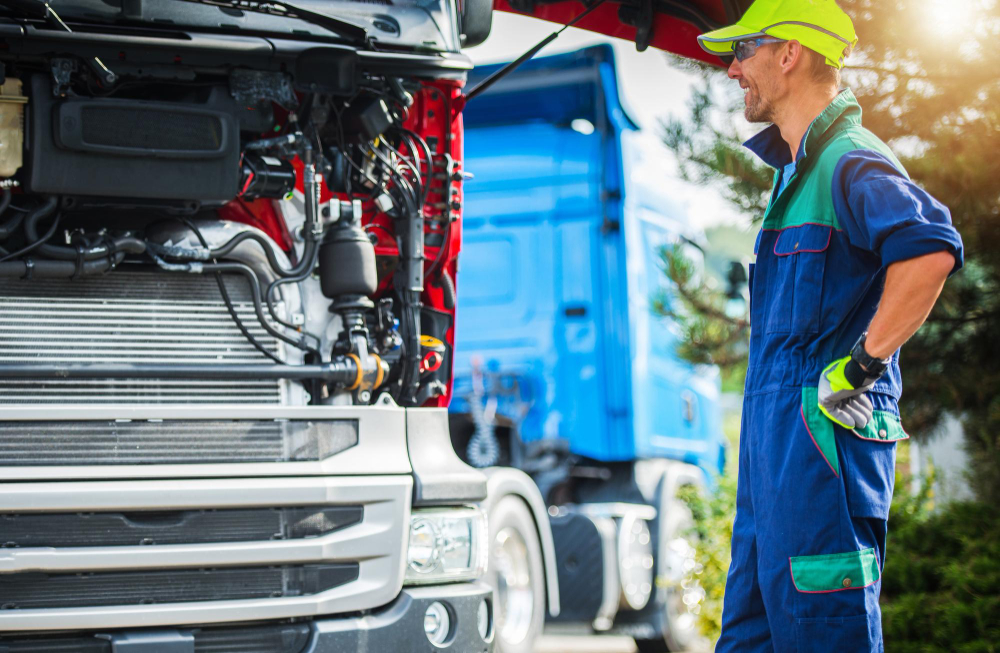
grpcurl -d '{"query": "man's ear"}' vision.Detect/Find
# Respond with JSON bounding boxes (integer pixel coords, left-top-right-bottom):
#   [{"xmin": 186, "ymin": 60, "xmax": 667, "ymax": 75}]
[{"xmin": 779, "ymin": 39, "xmax": 804, "ymax": 74}]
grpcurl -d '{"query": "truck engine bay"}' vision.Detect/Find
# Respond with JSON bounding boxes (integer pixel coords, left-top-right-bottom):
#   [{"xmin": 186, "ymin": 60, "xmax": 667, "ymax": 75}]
[{"xmin": 0, "ymin": 22, "xmax": 465, "ymax": 410}]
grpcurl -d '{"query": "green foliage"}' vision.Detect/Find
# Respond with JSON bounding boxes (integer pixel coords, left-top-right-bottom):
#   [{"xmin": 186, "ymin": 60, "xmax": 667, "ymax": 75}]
[
  {"xmin": 658, "ymin": 0, "xmax": 1000, "ymax": 501},
  {"xmin": 881, "ymin": 498, "xmax": 1000, "ymax": 651},
  {"xmin": 676, "ymin": 464, "xmax": 737, "ymax": 642}
]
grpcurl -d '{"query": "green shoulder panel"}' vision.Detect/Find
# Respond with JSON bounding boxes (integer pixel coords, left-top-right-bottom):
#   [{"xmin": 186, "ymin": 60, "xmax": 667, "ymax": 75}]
[{"xmin": 763, "ymin": 123, "xmax": 908, "ymax": 231}]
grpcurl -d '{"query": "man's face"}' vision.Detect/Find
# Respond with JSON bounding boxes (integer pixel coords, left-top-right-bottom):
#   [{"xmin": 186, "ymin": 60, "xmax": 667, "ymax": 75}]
[{"xmin": 728, "ymin": 42, "xmax": 781, "ymax": 123}]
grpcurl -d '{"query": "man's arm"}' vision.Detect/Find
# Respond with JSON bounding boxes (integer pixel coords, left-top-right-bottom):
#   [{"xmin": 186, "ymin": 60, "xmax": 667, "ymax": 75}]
[{"xmin": 864, "ymin": 251, "xmax": 956, "ymax": 359}]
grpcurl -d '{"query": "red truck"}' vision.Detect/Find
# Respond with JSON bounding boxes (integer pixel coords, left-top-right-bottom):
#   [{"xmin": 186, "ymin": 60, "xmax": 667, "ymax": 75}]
[{"xmin": 0, "ymin": 1, "xmax": 744, "ymax": 651}]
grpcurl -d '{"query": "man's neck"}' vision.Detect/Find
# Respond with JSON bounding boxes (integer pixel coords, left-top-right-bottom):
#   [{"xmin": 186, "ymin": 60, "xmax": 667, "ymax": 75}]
[{"xmin": 773, "ymin": 87, "xmax": 840, "ymax": 162}]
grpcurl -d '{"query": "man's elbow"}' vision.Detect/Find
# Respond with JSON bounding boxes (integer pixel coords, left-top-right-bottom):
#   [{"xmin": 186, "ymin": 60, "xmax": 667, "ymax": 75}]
[
  {"xmin": 887, "ymin": 250, "xmax": 957, "ymax": 284},
  {"xmin": 925, "ymin": 250, "xmax": 959, "ymax": 279}
]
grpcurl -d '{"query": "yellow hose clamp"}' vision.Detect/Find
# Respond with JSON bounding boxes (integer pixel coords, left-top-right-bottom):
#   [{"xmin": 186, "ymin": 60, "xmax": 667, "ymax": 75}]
[{"xmin": 345, "ymin": 353, "xmax": 363, "ymax": 391}]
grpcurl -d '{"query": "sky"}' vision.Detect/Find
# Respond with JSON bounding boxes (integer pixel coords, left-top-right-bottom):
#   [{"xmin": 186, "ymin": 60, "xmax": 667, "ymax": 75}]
[{"xmin": 464, "ymin": 12, "xmax": 747, "ymax": 228}]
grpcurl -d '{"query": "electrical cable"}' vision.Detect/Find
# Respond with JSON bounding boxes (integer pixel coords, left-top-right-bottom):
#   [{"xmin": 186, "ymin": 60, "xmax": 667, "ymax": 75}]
[{"xmin": 401, "ymin": 128, "xmax": 433, "ymax": 203}]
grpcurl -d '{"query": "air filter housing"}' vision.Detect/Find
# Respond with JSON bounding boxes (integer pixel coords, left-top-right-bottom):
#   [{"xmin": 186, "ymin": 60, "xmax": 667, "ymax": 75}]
[{"xmin": 27, "ymin": 76, "xmax": 240, "ymax": 200}]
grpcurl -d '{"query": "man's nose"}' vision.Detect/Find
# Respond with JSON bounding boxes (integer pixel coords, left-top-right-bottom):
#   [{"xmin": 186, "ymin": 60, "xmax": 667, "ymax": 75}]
[{"xmin": 728, "ymin": 58, "xmax": 742, "ymax": 79}]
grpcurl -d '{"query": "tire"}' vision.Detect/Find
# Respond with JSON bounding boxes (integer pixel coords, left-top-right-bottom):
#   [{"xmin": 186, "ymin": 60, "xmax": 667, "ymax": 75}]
[
  {"xmin": 634, "ymin": 485, "xmax": 705, "ymax": 652},
  {"xmin": 487, "ymin": 495, "xmax": 546, "ymax": 653}
]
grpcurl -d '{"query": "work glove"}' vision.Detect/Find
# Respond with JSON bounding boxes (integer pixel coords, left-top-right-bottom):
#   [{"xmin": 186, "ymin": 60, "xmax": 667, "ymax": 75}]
[{"xmin": 817, "ymin": 356, "xmax": 876, "ymax": 429}]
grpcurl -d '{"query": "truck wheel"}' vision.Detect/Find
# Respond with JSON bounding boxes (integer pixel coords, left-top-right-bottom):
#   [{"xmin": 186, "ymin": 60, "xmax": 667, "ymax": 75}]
[
  {"xmin": 635, "ymin": 487, "xmax": 705, "ymax": 652},
  {"xmin": 488, "ymin": 495, "xmax": 546, "ymax": 653}
]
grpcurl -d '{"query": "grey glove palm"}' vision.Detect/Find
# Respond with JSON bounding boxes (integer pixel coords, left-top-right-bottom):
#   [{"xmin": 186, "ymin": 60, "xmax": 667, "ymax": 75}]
[{"xmin": 817, "ymin": 355, "xmax": 875, "ymax": 429}]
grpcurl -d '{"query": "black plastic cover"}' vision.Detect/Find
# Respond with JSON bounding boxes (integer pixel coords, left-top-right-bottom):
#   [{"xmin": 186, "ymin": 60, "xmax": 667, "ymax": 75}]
[{"xmin": 26, "ymin": 76, "xmax": 241, "ymax": 201}]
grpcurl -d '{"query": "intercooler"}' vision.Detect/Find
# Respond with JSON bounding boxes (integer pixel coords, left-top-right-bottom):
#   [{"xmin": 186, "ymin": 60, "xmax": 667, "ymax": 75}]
[{"xmin": 0, "ymin": 270, "xmax": 296, "ymax": 404}]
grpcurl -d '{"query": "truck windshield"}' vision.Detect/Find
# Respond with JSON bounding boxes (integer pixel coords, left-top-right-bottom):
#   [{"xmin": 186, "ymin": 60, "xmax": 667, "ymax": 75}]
[
  {"xmin": 36, "ymin": 0, "xmax": 463, "ymax": 53},
  {"xmin": 297, "ymin": 0, "xmax": 462, "ymax": 52}
]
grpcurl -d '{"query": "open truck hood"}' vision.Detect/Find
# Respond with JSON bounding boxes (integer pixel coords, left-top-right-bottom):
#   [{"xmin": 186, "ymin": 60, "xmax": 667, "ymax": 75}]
[{"xmin": 494, "ymin": 0, "xmax": 752, "ymax": 65}]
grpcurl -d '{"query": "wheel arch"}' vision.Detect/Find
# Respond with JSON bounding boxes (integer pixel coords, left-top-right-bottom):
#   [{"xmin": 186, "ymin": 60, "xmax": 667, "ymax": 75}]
[{"xmin": 482, "ymin": 467, "xmax": 561, "ymax": 618}]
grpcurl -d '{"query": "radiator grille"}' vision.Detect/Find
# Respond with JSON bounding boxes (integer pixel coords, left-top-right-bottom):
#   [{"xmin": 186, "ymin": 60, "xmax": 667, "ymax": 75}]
[
  {"xmin": 1, "ymin": 506, "xmax": 364, "ymax": 547},
  {"xmin": 0, "ymin": 272, "xmax": 290, "ymax": 404},
  {"xmin": 0, "ymin": 623, "xmax": 312, "ymax": 653},
  {"xmin": 0, "ymin": 564, "xmax": 359, "ymax": 610},
  {"xmin": 0, "ymin": 418, "xmax": 358, "ymax": 465}
]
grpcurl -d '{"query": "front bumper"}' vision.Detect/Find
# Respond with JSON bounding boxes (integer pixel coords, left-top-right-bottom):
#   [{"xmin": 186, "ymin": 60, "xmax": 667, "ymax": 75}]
[
  {"xmin": 0, "ymin": 583, "xmax": 494, "ymax": 653},
  {"xmin": 308, "ymin": 582, "xmax": 493, "ymax": 652}
]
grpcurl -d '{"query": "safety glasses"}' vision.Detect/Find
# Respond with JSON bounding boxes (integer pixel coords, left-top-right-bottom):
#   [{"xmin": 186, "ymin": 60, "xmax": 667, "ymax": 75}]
[{"xmin": 732, "ymin": 37, "xmax": 787, "ymax": 62}]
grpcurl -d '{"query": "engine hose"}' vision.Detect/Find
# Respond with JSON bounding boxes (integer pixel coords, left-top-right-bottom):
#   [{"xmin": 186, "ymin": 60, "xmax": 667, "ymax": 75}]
[
  {"xmin": 264, "ymin": 248, "xmax": 321, "ymax": 337},
  {"xmin": 436, "ymin": 270, "xmax": 456, "ymax": 310},
  {"xmin": 0, "ymin": 188, "xmax": 19, "ymax": 240},
  {"xmin": 0, "ymin": 252, "xmax": 126, "ymax": 278},
  {"xmin": 153, "ymin": 257, "xmax": 320, "ymax": 359},
  {"xmin": 392, "ymin": 177, "xmax": 423, "ymax": 405},
  {"xmin": 24, "ymin": 197, "xmax": 146, "ymax": 261},
  {"xmin": 209, "ymin": 230, "xmax": 317, "ymax": 277}
]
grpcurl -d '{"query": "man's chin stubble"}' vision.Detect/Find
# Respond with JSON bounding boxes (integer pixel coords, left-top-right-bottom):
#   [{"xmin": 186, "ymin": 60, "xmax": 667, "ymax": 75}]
[{"xmin": 745, "ymin": 104, "xmax": 772, "ymax": 124}]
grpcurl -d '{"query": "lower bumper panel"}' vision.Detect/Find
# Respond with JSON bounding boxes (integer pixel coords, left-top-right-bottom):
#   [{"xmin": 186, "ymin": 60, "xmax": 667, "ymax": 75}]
[
  {"xmin": 307, "ymin": 582, "xmax": 494, "ymax": 653},
  {"xmin": 0, "ymin": 583, "xmax": 494, "ymax": 653}
]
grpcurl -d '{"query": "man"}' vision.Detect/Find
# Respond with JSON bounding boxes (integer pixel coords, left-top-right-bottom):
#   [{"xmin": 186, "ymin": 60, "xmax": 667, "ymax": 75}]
[{"xmin": 695, "ymin": 1, "xmax": 964, "ymax": 651}]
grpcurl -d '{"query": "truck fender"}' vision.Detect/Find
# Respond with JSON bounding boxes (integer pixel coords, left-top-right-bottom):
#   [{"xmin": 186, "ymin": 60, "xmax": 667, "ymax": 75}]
[{"xmin": 482, "ymin": 467, "xmax": 561, "ymax": 618}]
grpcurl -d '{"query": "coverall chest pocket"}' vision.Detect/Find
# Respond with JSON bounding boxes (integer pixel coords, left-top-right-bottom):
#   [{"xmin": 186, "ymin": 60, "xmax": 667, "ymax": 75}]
[{"xmin": 765, "ymin": 224, "xmax": 832, "ymax": 335}]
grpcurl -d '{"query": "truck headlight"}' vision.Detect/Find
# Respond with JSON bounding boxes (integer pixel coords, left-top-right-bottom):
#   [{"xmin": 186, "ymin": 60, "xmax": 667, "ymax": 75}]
[{"xmin": 405, "ymin": 507, "xmax": 487, "ymax": 585}]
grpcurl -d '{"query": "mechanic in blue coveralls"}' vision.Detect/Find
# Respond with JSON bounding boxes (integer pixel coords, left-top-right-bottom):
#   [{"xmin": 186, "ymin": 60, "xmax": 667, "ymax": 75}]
[{"xmin": 695, "ymin": 1, "xmax": 964, "ymax": 651}]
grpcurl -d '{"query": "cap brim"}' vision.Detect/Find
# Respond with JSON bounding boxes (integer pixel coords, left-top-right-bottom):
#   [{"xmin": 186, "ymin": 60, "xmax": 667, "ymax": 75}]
[{"xmin": 696, "ymin": 24, "xmax": 766, "ymax": 55}]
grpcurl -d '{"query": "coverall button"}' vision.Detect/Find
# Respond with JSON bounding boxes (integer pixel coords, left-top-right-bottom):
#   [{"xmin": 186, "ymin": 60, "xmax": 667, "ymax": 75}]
[
  {"xmin": 879, "ymin": 429, "xmax": 888, "ymax": 438},
  {"xmin": 842, "ymin": 577, "xmax": 853, "ymax": 588}
]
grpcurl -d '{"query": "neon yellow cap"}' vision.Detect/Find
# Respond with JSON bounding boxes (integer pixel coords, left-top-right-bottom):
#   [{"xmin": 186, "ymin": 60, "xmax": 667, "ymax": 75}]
[{"xmin": 697, "ymin": 0, "xmax": 858, "ymax": 69}]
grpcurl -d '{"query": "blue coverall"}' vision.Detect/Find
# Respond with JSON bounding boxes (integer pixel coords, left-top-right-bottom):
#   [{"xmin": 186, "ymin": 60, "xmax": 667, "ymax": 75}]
[{"xmin": 716, "ymin": 91, "xmax": 964, "ymax": 652}]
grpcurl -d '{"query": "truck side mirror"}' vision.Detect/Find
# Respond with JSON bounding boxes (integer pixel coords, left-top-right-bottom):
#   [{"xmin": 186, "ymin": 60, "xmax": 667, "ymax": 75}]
[{"xmin": 725, "ymin": 260, "xmax": 748, "ymax": 300}]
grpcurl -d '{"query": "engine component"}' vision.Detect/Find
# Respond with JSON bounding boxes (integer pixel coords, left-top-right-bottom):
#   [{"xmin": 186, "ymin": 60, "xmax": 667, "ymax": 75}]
[
  {"xmin": 319, "ymin": 200, "xmax": 377, "ymax": 299},
  {"xmin": 240, "ymin": 154, "xmax": 296, "ymax": 199},
  {"xmin": 26, "ymin": 76, "xmax": 241, "ymax": 200},
  {"xmin": 0, "ymin": 77, "xmax": 26, "ymax": 177},
  {"xmin": 342, "ymin": 96, "xmax": 394, "ymax": 142}
]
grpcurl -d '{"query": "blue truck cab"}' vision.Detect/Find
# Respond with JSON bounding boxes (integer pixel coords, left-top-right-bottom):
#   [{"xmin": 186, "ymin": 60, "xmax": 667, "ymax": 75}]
[{"xmin": 449, "ymin": 45, "xmax": 726, "ymax": 652}]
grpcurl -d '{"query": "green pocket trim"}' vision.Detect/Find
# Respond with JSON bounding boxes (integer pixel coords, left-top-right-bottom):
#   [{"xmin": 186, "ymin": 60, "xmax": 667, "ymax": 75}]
[
  {"xmin": 800, "ymin": 387, "xmax": 839, "ymax": 477},
  {"xmin": 854, "ymin": 410, "xmax": 909, "ymax": 442},
  {"xmin": 790, "ymin": 547, "xmax": 880, "ymax": 593}
]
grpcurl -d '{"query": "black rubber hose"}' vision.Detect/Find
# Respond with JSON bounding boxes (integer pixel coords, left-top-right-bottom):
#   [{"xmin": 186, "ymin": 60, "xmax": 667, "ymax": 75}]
[
  {"xmin": 172, "ymin": 218, "xmax": 285, "ymax": 364},
  {"xmin": 0, "ymin": 362, "xmax": 358, "ymax": 382},
  {"xmin": 24, "ymin": 197, "xmax": 146, "ymax": 261},
  {"xmin": 0, "ymin": 213, "xmax": 62, "ymax": 264},
  {"xmin": 437, "ymin": 270, "xmax": 456, "ymax": 310},
  {"xmin": 0, "ymin": 188, "xmax": 18, "ymax": 240},
  {"xmin": 172, "ymin": 260, "xmax": 321, "ymax": 360},
  {"xmin": 208, "ymin": 230, "xmax": 317, "ymax": 278},
  {"xmin": 0, "ymin": 252, "xmax": 125, "ymax": 278}
]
